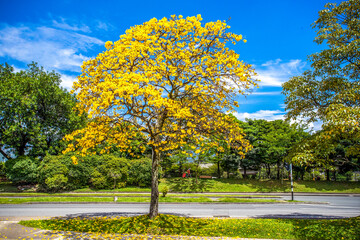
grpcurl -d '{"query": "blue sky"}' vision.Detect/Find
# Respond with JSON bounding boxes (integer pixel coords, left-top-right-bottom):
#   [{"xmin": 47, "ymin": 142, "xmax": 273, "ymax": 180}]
[{"xmin": 0, "ymin": 0, "xmax": 342, "ymax": 129}]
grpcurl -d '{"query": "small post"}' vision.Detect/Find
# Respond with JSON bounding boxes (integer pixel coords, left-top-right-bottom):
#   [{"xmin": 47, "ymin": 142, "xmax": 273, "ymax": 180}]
[{"xmin": 290, "ymin": 163, "xmax": 294, "ymax": 201}]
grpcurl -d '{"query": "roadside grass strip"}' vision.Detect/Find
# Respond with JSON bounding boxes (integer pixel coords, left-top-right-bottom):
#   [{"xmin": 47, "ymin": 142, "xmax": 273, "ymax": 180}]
[
  {"xmin": 0, "ymin": 192, "xmax": 280, "ymax": 198},
  {"xmin": 19, "ymin": 214, "xmax": 360, "ymax": 240},
  {"xmin": 0, "ymin": 196, "xmax": 286, "ymax": 204},
  {"xmin": 2, "ymin": 180, "xmax": 360, "ymax": 194}
]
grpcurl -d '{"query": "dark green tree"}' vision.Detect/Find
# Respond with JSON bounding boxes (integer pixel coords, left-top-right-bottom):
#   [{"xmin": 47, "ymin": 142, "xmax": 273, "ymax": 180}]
[
  {"xmin": 242, "ymin": 119, "xmax": 308, "ymax": 179},
  {"xmin": 0, "ymin": 62, "xmax": 86, "ymax": 159},
  {"xmin": 282, "ymin": 0, "xmax": 360, "ymax": 165}
]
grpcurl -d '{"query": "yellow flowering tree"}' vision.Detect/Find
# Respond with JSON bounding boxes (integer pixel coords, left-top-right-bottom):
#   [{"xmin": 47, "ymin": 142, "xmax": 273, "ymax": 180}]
[{"xmin": 64, "ymin": 15, "xmax": 256, "ymax": 218}]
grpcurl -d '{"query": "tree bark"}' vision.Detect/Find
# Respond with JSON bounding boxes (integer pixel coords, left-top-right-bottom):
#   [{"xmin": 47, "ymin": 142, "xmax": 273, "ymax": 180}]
[
  {"xmin": 217, "ymin": 161, "xmax": 221, "ymax": 178},
  {"xmin": 266, "ymin": 164, "xmax": 271, "ymax": 179},
  {"xmin": 149, "ymin": 147, "xmax": 160, "ymax": 219},
  {"xmin": 243, "ymin": 166, "xmax": 247, "ymax": 179},
  {"xmin": 277, "ymin": 161, "xmax": 280, "ymax": 180},
  {"xmin": 326, "ymin": 169, "xmax": 330, "ymax": 181}
]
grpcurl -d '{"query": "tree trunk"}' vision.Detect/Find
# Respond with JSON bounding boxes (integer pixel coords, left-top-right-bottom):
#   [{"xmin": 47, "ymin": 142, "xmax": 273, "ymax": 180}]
[
  {"xmin": 179, "ymin": 161, "xmax": 183, "ymax": 177},
  {"xmin": 277, "ymin": 161, "xmax": 280, "ymax": 180},
  {"xmin": 266, "ymin": 164, "xmax": 271, "ymax": 179},
  {"xmin": 149, "ymin": 147, "xmax": 160, "ymax": 219},
  {"xmin": 217, "ymin": 161, "xmax": 221, "ymax": 178},
  {"xmin": 326, "ymin": 169, "xmax": 330, "ymax": 181},
  {"xmin": 243, "ymin": 166, "xmax": 247, "ymax": 179}
]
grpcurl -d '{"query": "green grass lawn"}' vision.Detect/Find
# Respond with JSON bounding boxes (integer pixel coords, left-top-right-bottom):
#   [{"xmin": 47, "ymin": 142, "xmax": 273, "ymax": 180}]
[
  {"xmin": 1, "ymin": 179, "xmax": 360, "ymax": 194},
  {"xmin": 0, "ymin": 196, "xmax": 286, "ymax": 204},
  {"xmin": 20, "ymin": 214, "xmax": 360, "ymax": 240},
  {"xmin": 160, "ymin": 178, "xmax": 360, "ymax": 193}
]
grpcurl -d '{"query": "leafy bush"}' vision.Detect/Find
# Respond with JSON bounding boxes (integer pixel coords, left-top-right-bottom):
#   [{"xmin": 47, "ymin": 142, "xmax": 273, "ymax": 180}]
[
  {"xmin": 127, "ymin": 158, "xmax": 152, "ymax": 187},
  {"xmin": 161, "ymin": 186, "xmax": 168, "ymax": 197},
  {"xmin": 5, "ymin": 156, "xmax": 38, "ymax": 184},
  {"xmin": 0, "ymin": 161, "xmax": 6, "ymax": 179},
  {"xmin": 38, "ymin": 155, "xmax": 69, "ymax": 192},
  {"xmin": 90, "ymin": 155, "xmax": 129, "ymax": 189},
  {"xmin": 90, "ymin": 170, "xmax": 108, "ymax": 189},
  {"xmin": 45, "ymin": 174, "xmax": 68, "ymax": 192}
]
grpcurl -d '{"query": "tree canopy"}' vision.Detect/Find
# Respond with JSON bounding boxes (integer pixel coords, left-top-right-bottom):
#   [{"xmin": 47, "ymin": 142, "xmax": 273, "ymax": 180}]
[
  {"xmin": 0, "ymin": 62, "xmax": 85, "ymax": 160},
  {"xmin": 282, "ymin": 0, "xmax": 360, "ymax": 165},
  {"xmin": 64, "ymin": 15, "xmax": 256, "ymax": 218}
]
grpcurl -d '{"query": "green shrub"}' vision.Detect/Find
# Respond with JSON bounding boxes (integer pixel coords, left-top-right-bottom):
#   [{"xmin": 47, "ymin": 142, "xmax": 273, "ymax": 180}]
[
  {"xmin": 90, "ymin": 170, "xmax": 108, "ymax": 189},
  {"xmin": 38, "ymin": 155, "xmax": 69, "ymax": 191},
  {"xmin": 128, "ymin": 158, "xmax": 152, "ymax": 187},
  {"xmin": 161, "ymin": 186, "xmax": 168, "ymax": 197},
  {"xmin": 0, "ymin": 161, "xmax": 6, "ymax": 179},
  {"xmin": 45, "ymin": 174, "xmax": 68, "ymax": 192},
  {"xmin": 66, "ymin": 156, "xmax": 92, "ymax": 189},
  {"xmin": 90, "ymin": 155, "xmax": 129, "ymax": 189},
  {"xmin": 5, "ymin": 156, "xmax": 38, "ymax": 184}
]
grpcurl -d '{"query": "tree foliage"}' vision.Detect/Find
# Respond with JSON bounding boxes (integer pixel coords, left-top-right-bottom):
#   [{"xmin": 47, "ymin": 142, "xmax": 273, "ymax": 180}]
[
  {"xmin": 5, "ymin": 156, "xmax": 38, "ymax": 184},
  {"xmin": 241, "ymin": 119, "xmax": 308, "ymax": 179},
  {"xmin": 64, "ymin": 15, "xmax": 256, "ymax": 218},
  {"xmin": 0, "ymin": 62, "xmax": 86, "ymax": 159},
  {"xmin": 282, "ymin": 0, "xmax": 360, "ymax": 164}
]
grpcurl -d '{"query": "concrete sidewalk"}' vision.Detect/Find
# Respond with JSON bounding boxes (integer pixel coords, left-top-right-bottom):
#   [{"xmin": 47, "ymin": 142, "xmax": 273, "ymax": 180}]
[{"xmin": 0, "ymin": 216, "xmax": 61, "ymax": 240}]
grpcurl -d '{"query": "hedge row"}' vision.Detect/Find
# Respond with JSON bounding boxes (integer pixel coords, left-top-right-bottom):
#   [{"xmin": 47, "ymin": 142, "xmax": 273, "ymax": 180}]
[{"xmin": 5, "ymin": 154, "xmax": 152, "ymax": 192}]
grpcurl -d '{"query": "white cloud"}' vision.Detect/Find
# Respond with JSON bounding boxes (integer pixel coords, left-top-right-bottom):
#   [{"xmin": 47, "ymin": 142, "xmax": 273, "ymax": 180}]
[
  {"xmin": 309, "ymin": 121, "xmax": 323, "ymax": 132},
  {"xmin": 233, "ymin": 110, "xmax": 285, "ymax": 121},
  {"xmin": 255, "ymin": 59, "xmax": 307, "ymax": 87},
  {"xmin": 60, "ymin": 74, "xmax": 77, "ymax": 89},
  {"xmin": 290, "ymin": 118, "xmax": 323, "ymax": 132},
  {"xmin": 251, "ymin": 91, "xmax": 281, "ymax": 95},
  {"xmin": 0, "ymin": 24, "xmax": 104, "ymax": 72},
  {"xmin": 95, "ymin": 21, "xmax": 114, "ymax": 31},
  {"xmin": 52, "ymin": 18, "xmax": 91, "ymax": 33}
]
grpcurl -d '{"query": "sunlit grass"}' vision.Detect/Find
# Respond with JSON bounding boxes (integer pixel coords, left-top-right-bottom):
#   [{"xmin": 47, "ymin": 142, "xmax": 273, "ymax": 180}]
[
  {"xmin": 20, "ymin": 214, "xmax": 360, "ymax": 240},
  {"xmin": 161, "ymin": 178, "xmax": 360, "ymax": 193},
  {"xmin": 0, "ymin": 192, "xmax": 280, "ymax": 198},
  {"xmin": 0, "ymin": 196, "xmax": 286, "ymax": 204},
  {"xmin": 2, "ymin": 179, "xmax": 359, "ymax": 194}
]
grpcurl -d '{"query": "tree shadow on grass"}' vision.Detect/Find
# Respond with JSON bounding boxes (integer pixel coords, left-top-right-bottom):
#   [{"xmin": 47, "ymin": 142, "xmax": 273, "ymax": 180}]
[{"xmin": 60, "ymin": 212, "xmax": 188, "ymax": 219}]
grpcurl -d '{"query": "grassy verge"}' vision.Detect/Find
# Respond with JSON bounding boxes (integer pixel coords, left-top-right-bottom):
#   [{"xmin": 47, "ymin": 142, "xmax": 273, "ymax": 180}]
[
  {"xmin": 20, "ymin": 214, "xmax": 360, "ymax": 240},
  {"xmin": 0, "ymin": 196, "xmax": 286, "ymax": 204},
  {"xmin": 73, "ymin": 187, "xmax": 151, "ymax": 193},
  {"xmin": 0, "ymin": 192, "xmax": 280, "ymax": 198},
  {"xmin": 161, "ymin": 178, "xmax": 360, "ymax": 193},
  {"xmin": 2, "ymin": 179, "xmax": 359, "ymax": 194}
]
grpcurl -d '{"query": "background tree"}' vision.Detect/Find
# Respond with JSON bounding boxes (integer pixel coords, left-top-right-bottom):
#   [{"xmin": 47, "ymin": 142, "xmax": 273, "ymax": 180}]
[
  {"xmin": 282, "ymin": 0, "xmax": 360, "ymax": 165},
  {"xmin": 0, "ymin": 62, "xmax": 86, "ymax": 159},
  {"xmin": 241, "ymin": 119, "xmax": 308, "ymax": 179},
  {"xmin": 64, "ymin": 15, "xmax": 255, "ymax": 218},
  {"xmin": 221, "ymin": 152, "xmax": 241, "ymax": 178}
]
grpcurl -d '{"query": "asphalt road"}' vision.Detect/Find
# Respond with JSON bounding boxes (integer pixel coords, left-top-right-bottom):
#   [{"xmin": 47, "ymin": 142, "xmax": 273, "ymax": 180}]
[{"xmin": 0, "ymin": 195, "xmax": 359, "ymax": 219}]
